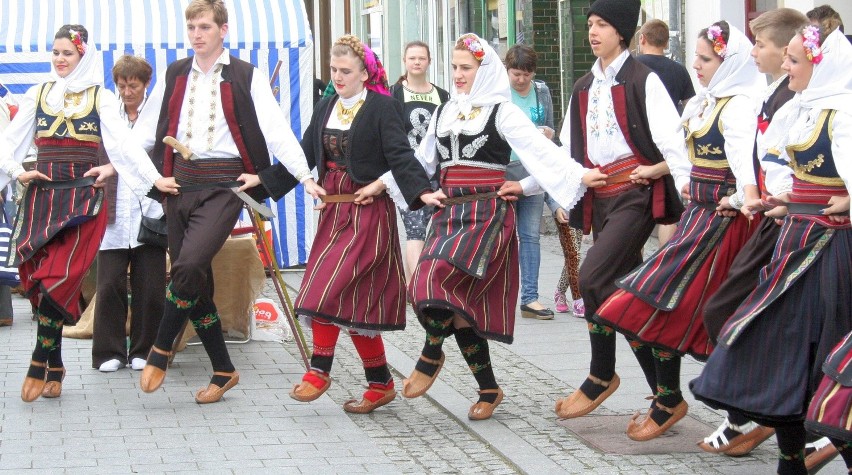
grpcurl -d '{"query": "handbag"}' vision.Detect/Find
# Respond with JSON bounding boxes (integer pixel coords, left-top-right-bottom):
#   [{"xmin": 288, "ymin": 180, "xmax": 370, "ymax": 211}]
[
  {"xmin": 138, "ymin": 215, "xmax": 167, "ymax": 250},
  {"xmin": 0, "ymin": 208, "xmax": 20, "ymax": 287},
  {"xmin": 505, "ymin": 161, "xmax": 530, "ymax": 181}
]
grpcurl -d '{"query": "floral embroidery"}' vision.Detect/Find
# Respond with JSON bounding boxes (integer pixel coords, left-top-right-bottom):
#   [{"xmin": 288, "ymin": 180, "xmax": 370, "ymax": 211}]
[
  {"xmin": 468, "ymin": 362, "xmax": 489, "ymax": 374},
  {"xmin": 802, "ymin": 25, "xmax": 824, "ymax": 64},
  {"xmin": 707, "ymin": 25, "xmax": 727, "ymax": 59},
  {"xmin": 588, "ymin": 322, "xmax": 614, "ymax": 335},
  {"xmin": 192, "ymin": 312, "xmax": 219, "ymax": 330},
  {"xmin": 38, "ymin": 336, "xmax": 57, "ymax": 349},
  {"xmin": 462, "ymin": 344, "xmax": 480, "ymax": 357},
  {"xmin": 166, "ymin": 283, "xmax": 197, "ymax": 310}
]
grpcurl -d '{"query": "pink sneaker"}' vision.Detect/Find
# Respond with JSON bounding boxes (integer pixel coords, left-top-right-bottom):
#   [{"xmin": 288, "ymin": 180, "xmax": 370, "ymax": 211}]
[
  {"xmin": 554, "ymin": 292, "xmax": 569, "ymax": 313},
  {"xmin": 572, "ymin": 299, "xmax": 586, "ymax": 318}
]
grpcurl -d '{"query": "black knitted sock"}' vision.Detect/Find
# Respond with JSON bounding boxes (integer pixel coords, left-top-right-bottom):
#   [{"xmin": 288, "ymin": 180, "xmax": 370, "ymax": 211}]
[
  {"xmin": 629, "ymin": 340, "xmax": 657, "ymax": 394},
  {"xmin": 650, "ymin": 348, "xmax": 683, "ymax": 426},
  {"xmin": 190, "ymin": 298, "xmax": 234, "ymax": 373},
  {"xmin": 455, "ymin": 327, "xmax": 499, "ymax": 403},
  {"xmin": 417, "ymin": 309, "xmax": 453, "ymax": 377},
  {"xmin": 776, "ymin": 424, "xmax": 807, "ymax": 475},
  {"xmin": 580, "ymin": 321, "xmax": 616, "ymax": 400},
  {"xmin": 32, "ymin": 302, "xmax": 65, "ymax": 365}
]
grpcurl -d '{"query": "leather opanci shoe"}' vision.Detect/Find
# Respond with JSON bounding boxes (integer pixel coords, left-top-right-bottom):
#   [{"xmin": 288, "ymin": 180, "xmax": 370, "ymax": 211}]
[
  {"xmin": 21, "ymin": 361, "xmax": 47, "ymax": 402},
  {"xmin": 195, "ymin": 371, "xmax": 240, "ymax": 404},
  {"xmin": 555, "ymin": 373, "xmax": 620, "ymax": 419},
  {"xmin": 342, "ymin": 387, "xmax": 397, "ymax": 414},
  {"xmin": 42, "ymin": 367, "xmax": 66, "ymax": 399},
  {"xmin": 626, "ymin": 400, "xmax": 688, "ymax": 441},
  {"xmin": 290, "ymin": 370, "xmax": 331, "ymax": 402},
  {"xmin": 402, "ymin": 352, "xmax": 445, "ymax": 398},
  {"xmin": 468, "ymin": 388, "xmax": 504, "ymax": 420},
  {"xmin": 140, "ymin": 346, "xmax": 172, "ymax": 393}
]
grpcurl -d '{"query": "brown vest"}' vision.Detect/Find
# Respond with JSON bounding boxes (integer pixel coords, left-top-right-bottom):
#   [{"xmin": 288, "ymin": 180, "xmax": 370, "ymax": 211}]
[{"xmin": 568, "ymin": 55, "xmax": 684, "ymax": 233}]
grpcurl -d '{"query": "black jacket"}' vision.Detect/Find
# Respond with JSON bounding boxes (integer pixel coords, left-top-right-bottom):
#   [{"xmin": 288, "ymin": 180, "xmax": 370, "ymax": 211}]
[{"xmin": 259, "ymin": 90, "xmax": 432, "ymax": 210}]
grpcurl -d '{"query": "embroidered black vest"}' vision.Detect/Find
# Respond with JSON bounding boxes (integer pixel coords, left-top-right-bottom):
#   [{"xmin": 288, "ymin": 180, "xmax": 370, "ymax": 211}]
[{"xmin": 433, "ymin": 103, "xmax": 513, "ymax": 170}]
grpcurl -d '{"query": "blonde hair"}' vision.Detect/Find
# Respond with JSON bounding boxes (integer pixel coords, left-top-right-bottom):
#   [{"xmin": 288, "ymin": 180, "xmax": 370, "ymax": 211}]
[
  {"xmin": 331, "ymin": 35, "xmax": 366, "ymax": 70},
  {"xmin": 185, "ymin": 0, "xmax": 228, "ymax": 26},
  {"xmin": 749, "ymin": 8, "xmax": 809, "ymax": 48}
]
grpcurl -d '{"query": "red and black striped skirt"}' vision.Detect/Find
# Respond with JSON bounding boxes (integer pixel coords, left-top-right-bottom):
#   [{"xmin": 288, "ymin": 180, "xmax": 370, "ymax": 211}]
[{"xmin": 294, "ymin": 168, "xmax": 406, "ymax": 332}]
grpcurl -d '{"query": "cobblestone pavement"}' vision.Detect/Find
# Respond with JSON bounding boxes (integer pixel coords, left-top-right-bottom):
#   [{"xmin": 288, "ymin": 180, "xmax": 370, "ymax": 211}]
[{"xmin": 0, "ymin": 225, "xmax": 844, "ymax": 473}]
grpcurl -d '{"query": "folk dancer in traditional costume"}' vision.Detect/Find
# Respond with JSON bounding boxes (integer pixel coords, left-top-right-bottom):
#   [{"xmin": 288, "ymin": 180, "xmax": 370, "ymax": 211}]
[
  {"xmin": 133, "ymin": 0, "xmax": 321, "ymax": 403},
  {"xmin": 0, "ymin": 25, "xmax": 177, "ymax": 402},
  {"xmin": 690, "ymin": 27, "xmax": 852, "ymax": 475},
  {"xmin": 593, "ymin": 21, "xmax": 764, "ymax": 441},
  {"xmin": 239, "ymin": 35, "xmax": 443, "ymax": 414},
  {"xmin": 550, "ymin": 0, "xmax": 692, "ymax": 422},
  {"xmin": 401, "ymin": 33, "xmax": 608, "ymax": 420},
  {"xmin": 696, "ymin": 8, "xmax": 808, "ymax": 457}
]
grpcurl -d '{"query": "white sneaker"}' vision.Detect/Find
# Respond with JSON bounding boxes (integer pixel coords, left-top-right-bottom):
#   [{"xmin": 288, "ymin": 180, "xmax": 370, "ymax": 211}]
[
  {"xmin": 98, "ymin": 359, "xmax": 125, "ymax": 372},
  {"xmin": 130, "ymin": 358, "xmax": 147, "ymax": 371}
]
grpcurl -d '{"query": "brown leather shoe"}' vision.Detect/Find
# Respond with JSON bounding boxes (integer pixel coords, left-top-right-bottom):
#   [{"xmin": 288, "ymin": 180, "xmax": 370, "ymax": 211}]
[
  {"xmin": 195, "ymin": 371, "xmax": 240, "ymax": 404},
  {"xmin": 289, "ymin": 370, "xmax": 331, "ymax": 402},
  {"xmin": 343, "ymin": 387, "xmax": 397, "ymax": 414},
  {"xmin": 626, "ymin": 400, "xmax": 688, "ymax": 441},
  {"xmin": 555, "ymin": 373, "xmax": 620, "ymax": 419},
  {"xmin": 0, "ymin": 317, "xmax": 11, "ymax": 327},
  {"xmin": 140, "ymin": 346, "xmax": 172, "ymax": 393},
  {"xmin": 402, "ymin": 352, "xmax": 445, "ymax": 398},
  {"xmin": 805, "ymin": 439, "xmax": 839, "ymax": 473},
  {"xmin": 21, "ymin": 361, "xmax": 48, "ymax": 402},
  {"xmin": 722, "ymin": 425, "xmax": 775, "ymax": 457},
  {"xmin": 468, "ymin": 388, "xmax": 504, "ymax": 420},
  {"xmin": 41, "ymin": 367, "xmax": 66, "ymax": 399}
]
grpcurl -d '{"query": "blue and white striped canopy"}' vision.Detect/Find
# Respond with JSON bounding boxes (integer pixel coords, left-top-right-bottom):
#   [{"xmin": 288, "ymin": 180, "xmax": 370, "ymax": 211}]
[{"xmin": 0, "ymin": 0, "xmax": 310, "ymax": 52}]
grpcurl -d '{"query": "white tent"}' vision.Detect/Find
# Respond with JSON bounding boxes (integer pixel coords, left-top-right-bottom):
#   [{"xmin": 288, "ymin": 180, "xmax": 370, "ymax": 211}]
[{"xmin": 0, "ymin": 0, "xmax": 315, "ymax": 266}]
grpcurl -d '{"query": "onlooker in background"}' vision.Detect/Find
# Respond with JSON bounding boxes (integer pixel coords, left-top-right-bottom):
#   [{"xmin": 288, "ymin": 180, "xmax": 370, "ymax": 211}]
[
  {"xmin": 0, "ymin": 93, "xmax": 14, "ymax": 328},
  {"xmin": 505, "ymin": 44, "xmax": 555, "ymax": 320},
  {"xmin": 637, "ymin": 19, "xmax": 695, "ymax": 114},
  {"xmin": 807, "ymin": 4, "xmax": 843, "ymax": 34},
  {"xmin": 390, "ymin": 41, "xmax": 449, "ymax": 282},
  {"xmin": 92, "ymin": 55, "xmax": 166, "ymax": 373},
  {"xmin": 636, "ymin": 19, "xmax": 696, "ymax": 247}
]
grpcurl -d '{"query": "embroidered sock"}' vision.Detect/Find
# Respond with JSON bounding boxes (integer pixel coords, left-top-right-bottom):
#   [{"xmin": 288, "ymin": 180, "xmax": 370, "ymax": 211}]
[
  {"xmin": 309, "ymin": 318, "xmax": 341, "ymax": 379},
  {"xmin": 649, "ymin": 348, "xmax": 683, "ymax": 426},
  {"xmin": 455, "ymin": 327, "xmax": 499, "ymax": 404},
  {"xmin": 350, "ymin": 332, "xmax": 393, "ymax": 402},
  {"xmin": 581, "ymin": 322, "xmax": 616, "ymax": 400},
  {"xmin": 32, "ymin": 303, "xmax": 65, "ymax": 365},
  {"xmin": 776, "ymin": 424, "xmax": 807, "ymax": 475},
  {"xmin": 417, "ymin": 309, "xmax": 453, "ymax": 377},
  {"xmin": 190, "ymin": 300, "xmax": 235, "ymax": 373},
  {"xmin": 629, "ymin": 340, "xmax": 657, "ymax": 394},
  {"xmin": 153, "ymin": 283, "xmax": 198, "ymax": 354}
]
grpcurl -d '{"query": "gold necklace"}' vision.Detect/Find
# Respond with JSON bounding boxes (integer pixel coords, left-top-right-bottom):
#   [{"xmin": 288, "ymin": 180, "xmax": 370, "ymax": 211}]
[
  {"xmin": 457, "ymin": 107, "xmax": 482, "ymax": 121},
  {"xmin": 336, "ymin": 99, "xmax": 364, "ymax": 125}
]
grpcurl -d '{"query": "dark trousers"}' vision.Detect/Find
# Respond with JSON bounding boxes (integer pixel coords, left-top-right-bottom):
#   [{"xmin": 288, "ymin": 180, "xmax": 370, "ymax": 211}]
[
  {"xmin": 92, "ymin": 244, "xmax": 167, "ymax": 367},
  {"xmin": 580, "ymin": 186, "xmax": 657, "ymax": 317}
]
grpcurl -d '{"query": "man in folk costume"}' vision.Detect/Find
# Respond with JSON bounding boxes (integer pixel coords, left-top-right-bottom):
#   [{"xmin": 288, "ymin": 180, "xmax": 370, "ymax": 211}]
[
  {"xmin": 553, "ymin": 0, "xmax": 691, "ymax": 420},
  {"xmin": 134, "ymin": 0, "xmax": 322, "ymax": 403}
]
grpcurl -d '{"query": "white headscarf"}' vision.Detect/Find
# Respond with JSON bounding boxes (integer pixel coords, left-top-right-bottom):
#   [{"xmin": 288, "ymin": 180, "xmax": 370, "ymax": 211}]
[
  {"xmin": 439, "ymin": 33, "xmax": 511, "ymax": 135},
  {"xmin": 762, "ymin": 28, "xmax": 852, "ymax": 152},
  {"xmin": 45, "ymin": 33, "xmax": 104, "ymax": 114},
  {"xmin": 681, "ymin": 23, "xmax": 763, "ymax": 122}
]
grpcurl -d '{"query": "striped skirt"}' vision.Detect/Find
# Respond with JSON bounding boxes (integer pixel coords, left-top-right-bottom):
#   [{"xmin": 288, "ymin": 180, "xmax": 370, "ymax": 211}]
[
  {"xmin": 15, "ymin": 157, "xmax": 106, "ymax": 325},
  {"xmin": 594, "ymin": 180, "xmax": 759, "ymax": 359},
  {"xmin": 807, "ymin": 332, "xmax": 852, "ymax": 442},
  {"xmin": 294, "ymin": 168, "xmax": 406, "ymax": 332},
  {"xmin": 690, "ymin": 220, "xmax": 852, "ymax": 424},
  {"xmin": 409, "ymin": 168, "xmax": 518, "ymax": 343}
]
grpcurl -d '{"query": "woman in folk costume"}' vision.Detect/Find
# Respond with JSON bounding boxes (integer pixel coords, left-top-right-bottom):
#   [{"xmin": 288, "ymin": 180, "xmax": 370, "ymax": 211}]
[
  {"xmin": 242, "ymin": 35, "xmax": 442, "ymax": 414},
  {"xmin": 0, "ymin": 25, "xmax": 176, "ymax": 402},
  {"xmin": 399, "ymin": 33, "xmax": 607, "ymax": 420},
  {"xmin": 593, "ymin": 21, "xmax": 764, "ymax": 441},
  {"xmin": 696, "ymin": 8, "xmax": 809, "ymax": 458},
  {"xmin": 690, "ymin": 27, "xmax": 852, "ymax": 475}
]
